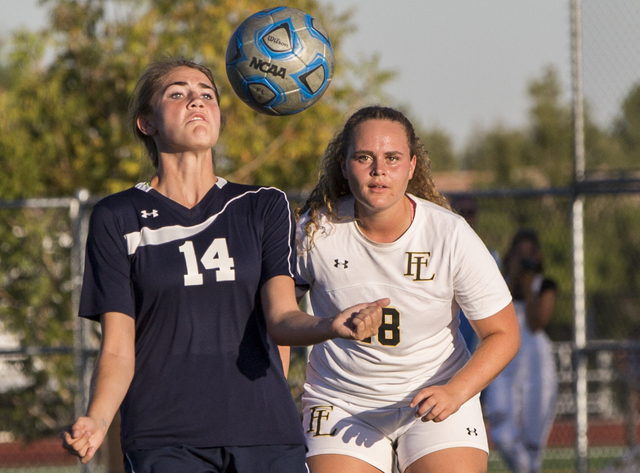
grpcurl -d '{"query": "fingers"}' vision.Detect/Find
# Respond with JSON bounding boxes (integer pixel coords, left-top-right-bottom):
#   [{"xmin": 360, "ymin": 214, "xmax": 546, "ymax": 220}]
[
  {"xmin": 60, "ymin": 418, "xmax": 101, "ymax": 463},
  {"xmin": 374, "ymin": 298, "xmax": 391, "ymax": 307},
  {"xmin": 410, "ymin": 387, "xmax": 458, "ymax": 423},
  {"xmin": 415, "ymin": 397, "xmax": 444, "ymax": 422},
  {"xmin": 334, "ymin": 299, "xmax": 389, "ymax": 340},
  {"xmin": 419, "ymin": 404, "xmax": 435, "ymax": 422},
  {"xmin": 349, "ymin": 304, "xmax": 382, "ymax": 340},
  {"xmin": 61, "ymin": 429, "xmax": 91, "ymax": 458}
]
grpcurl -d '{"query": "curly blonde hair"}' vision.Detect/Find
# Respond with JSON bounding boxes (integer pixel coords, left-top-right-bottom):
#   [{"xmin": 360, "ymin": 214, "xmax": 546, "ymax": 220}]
[{"xmin": 297, "ymin": 106, "xmax": 450, "ymax": 242}]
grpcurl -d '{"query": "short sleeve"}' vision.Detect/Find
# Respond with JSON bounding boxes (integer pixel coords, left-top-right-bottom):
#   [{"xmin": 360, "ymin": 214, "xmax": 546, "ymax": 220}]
[
  {"xmin": 78, "ymin": 204, "xmax": 135, "ymax": 321},
  {"xmin": 452, "ymin": 220, "xmax": 512, "ymax": 320},
  {"xmin": 294, "ymin": 214, "xmax": 313, "ymax": 298},
  {"xmin": 259, "ymin": 190, "xmax": 296, "ymax": 284}
]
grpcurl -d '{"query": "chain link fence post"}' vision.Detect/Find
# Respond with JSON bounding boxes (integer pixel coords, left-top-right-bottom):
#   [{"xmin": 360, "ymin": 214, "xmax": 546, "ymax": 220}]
[{"xmin": 570, "ymin": 0, "xmax": 590, "ymax": 471}]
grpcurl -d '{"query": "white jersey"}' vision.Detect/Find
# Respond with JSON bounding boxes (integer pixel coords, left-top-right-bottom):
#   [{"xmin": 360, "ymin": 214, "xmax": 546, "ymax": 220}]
[{"xmin": 296, "ymin": 194, "xmax": 512, "ymax": 408}]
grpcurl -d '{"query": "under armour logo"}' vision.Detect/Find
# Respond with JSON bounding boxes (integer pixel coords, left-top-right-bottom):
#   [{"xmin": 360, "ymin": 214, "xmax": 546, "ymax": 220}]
[
  {"xmin": 141, "ymin": 209, "xmax": 158, "ymax": 218},
  {"xmin": 467, "ymin": 427, "xmax": 478, "ymax": 436},
  {"xmin": 334, "ymin": 259, "xmax": 348, "ymax": 269}
]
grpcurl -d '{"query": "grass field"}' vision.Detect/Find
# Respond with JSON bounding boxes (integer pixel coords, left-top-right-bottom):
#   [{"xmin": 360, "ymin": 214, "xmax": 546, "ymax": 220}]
[{"xmin": 487, "ymin": 446, "xmax": 629, "ymax": 472}]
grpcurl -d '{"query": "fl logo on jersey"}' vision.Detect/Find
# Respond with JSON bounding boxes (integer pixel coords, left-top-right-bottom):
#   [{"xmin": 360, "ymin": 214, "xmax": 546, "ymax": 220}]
[
  {"xmin": 404, "ymin": 251, "xmax": 435, "ymax": 281},
  {"xmin": 307, "ymin": 406, "xmax": 337, "ymax": 437}
]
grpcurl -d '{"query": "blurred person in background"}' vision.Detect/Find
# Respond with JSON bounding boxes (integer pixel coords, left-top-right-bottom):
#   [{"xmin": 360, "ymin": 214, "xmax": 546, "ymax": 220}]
[{"xmin": 484, "ymin": 229, "xmax": 558, "ymax": 473}]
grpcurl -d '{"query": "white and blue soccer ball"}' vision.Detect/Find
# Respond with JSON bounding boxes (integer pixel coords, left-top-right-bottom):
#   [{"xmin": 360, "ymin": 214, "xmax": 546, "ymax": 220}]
[{"xmin": 225, "ymin": 6, "xmax": 334, "ymax": 116}]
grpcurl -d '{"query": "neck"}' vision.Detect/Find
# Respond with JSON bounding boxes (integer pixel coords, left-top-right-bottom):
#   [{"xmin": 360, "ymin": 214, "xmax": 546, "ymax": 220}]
[
  {"xmin": 151, "ymin": 149, "xmax": 217, "ymax": 209},
  {"xmin": 355, "ymin": 196, "xmax": 414, "ymax": 243}
]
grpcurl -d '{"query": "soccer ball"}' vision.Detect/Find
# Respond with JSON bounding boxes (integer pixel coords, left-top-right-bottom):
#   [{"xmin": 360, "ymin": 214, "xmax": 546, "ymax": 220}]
[{"xmin": 225, "ymin": 7, "xmax": 334, "ymax": 116}]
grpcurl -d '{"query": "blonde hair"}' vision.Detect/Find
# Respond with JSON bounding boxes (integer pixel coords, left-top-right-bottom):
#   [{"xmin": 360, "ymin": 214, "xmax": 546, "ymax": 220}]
[{"xmin": 297, "ymin": 106, "xmax": 449, "ymax": 242}]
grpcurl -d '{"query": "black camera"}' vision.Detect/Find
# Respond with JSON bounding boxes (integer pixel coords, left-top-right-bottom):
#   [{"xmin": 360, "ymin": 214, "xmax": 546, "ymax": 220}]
[{"xmin": 520, "ymin": 258, "xmax": 541, "ymax": 272}]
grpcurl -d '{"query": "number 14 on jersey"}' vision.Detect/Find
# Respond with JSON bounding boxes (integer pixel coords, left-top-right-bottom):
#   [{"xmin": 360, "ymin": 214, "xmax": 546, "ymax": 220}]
[{"xmin": 178, "ymin": 238, "xmax": 235, "ymax": 286}]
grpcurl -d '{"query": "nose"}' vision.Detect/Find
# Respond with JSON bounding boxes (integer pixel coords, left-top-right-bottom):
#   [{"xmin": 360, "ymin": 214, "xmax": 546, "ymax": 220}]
[
  {"xmin": 189, "ymin": 94, "xmax": 204, "ymax": 108},
  {"xmin": 370, "ymin": 158, "xmax": 386, "ymax": 176}
]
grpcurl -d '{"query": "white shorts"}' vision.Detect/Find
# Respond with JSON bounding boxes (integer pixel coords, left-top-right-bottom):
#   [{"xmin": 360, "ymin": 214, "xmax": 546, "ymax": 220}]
[{"xmin": 302, "ymin": 387, "xmax": 488, "ymax": 473}]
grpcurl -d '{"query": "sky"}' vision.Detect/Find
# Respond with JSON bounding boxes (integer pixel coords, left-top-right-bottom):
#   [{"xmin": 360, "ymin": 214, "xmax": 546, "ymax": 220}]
[
  {"xmin": 319, "ymin": 0, "xmax": 572, "ymax": 151},
  {"xmin": 3, "ymin": 0, "xmax": 625, "ymax": 153}
]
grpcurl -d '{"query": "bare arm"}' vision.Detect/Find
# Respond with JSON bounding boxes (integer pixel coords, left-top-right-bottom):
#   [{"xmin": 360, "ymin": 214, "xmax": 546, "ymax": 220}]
[
  {"xmin": 523, "ymin": 274, "xmax": 556, "ymax": 332},
  {"xmin": 61, "ymin": 312, "xmax": 135, "ymax": 464},
  {"xmin": 261, "ymin": 275, "xmax": 389, "ymax": 346},
  {"xmin": 278, "ymin": 345, "xmax": 291, "ymax": 377},
  {"xmin": 410, "ymin": 302, "xmax": 520, "ymax": 422}
]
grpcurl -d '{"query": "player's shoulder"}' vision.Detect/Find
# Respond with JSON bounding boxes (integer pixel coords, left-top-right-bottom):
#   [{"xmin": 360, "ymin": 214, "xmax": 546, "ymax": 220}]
[
  {"xmin": 411, "ymin": 194, "xmax": 463, "ymax": 225},
  {"xmin": 220, "ymin": 179, "xmax": 289, "ymax": 205},
  {"xmin": 410, "ymin": 195, "xmax": 476, "ymax": 248},
  {"xmin": 296, "ymin": 196, "xmax": 354, "ymax": 236},
  {"xmin": 92, "ymin": 183, "xmax": 153, "ymax": 217},
  {"xmin": 86, "ymin": 184, "xmax": 160, "ymax": 237}
]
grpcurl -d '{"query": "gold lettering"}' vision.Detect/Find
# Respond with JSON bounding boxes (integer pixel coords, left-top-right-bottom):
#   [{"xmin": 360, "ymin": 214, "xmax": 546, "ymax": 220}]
[
  {"xmin": 404, "ymin": 252, "xmax": 435, "ymax": 281},
  {"xmin": 307, "ymin": 406, "xmax": 337, "ymax": 437}
]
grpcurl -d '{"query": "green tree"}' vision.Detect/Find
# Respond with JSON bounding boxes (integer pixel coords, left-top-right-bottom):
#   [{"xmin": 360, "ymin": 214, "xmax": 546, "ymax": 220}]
[
  {"xmin": 0, "ymin": 0, "xmax": 398, "ymax": 200},
  {"xmin": 462, "ymin": 67, "xmax": 640, "ymax": 341},
  {"xmin": 610, "ymin": 82, "xmax": 640, "ymax": 168},
  {"xmin": 463, "ymin": 67, "xmax": 574, "ymax": 188},
  {"xmin": 420, "ymin": 127, "xmax": 458, "ymax": 172}
]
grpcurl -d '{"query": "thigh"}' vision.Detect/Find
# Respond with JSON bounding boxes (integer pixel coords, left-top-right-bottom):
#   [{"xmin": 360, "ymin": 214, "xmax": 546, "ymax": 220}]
[
  {"xmin": 404, "ymin": 447, "xmax": 487, "ymax": 473},
  {"xmin": 396, "ymin": 394, "xmax": 488, "ymax": 473},
  {"xmin": 308, "ymin": 454, "xmax": 384, "ymax": 473},
  {"xmin": 302, "ymin": 394, "xmax": 395, "ymax": 473}
]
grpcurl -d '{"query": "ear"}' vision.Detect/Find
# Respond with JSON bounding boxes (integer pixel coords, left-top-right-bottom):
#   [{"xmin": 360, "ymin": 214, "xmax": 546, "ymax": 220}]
[
  {"xmin": 341, "ymin": 156, "xmax": 349, "ymax": 179},
  {"xmin": 137, "ymin": 116, "xmax": 157, "ymax": 136},
  {"xmin": 409, "ymin": 155, "xmax": 417, "ymax": 179}
]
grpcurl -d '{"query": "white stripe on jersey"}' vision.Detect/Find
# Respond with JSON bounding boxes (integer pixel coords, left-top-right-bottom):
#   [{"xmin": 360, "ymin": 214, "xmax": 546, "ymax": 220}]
[{"xmin": 125, "ymin": 184, "xmax": 295, "ymax": 280}]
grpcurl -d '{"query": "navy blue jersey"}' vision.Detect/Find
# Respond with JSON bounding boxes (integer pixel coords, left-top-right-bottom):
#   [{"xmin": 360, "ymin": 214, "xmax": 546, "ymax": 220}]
[{"xmin": 79, "ymin": 179, "xmax": 305, "ymax": 452}]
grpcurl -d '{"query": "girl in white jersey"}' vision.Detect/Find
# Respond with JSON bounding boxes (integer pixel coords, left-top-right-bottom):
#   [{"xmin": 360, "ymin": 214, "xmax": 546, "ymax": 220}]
[{"xmin": 296, "ymin": 106, "xmax": 521, "ymax": 473}]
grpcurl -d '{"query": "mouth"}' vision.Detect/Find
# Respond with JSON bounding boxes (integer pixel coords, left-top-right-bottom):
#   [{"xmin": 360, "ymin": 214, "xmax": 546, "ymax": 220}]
[{"xmin": 188, "ymin": 114, "xmax": 207, "ymax": 123}]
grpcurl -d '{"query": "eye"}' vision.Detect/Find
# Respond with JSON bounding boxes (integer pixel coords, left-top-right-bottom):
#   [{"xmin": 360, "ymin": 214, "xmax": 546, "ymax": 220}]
[
  {"xmin": 355, "ymin": 154, "xmax": 372, "ymax": 163},
  {"xmin": 169, "ymin": 92, "xmax": 184, "ymax": 99},
  {"xmin": 202, "ymin": 93, "xmax": 213, "ymax": 100}
]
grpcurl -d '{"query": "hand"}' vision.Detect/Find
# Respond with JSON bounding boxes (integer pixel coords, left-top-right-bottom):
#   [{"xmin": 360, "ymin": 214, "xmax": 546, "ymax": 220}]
[
  {"xmin": 409, "ymin": 384, "xmax": 465, "ymax": 423},
  {"xmin": 61, "ymin": 416, "xmax": 107, "ymax": 464},
  {"xmin": 330, "ymin": 298, "xmax": 390, "ymax": 340}
]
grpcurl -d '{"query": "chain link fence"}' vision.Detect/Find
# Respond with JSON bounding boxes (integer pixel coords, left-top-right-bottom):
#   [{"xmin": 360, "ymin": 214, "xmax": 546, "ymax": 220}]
[
  {"xmin": 581, "ymin": 0, "xmax": 640, "ymax": 167},
  {"xmin": 469, "ymin": 191, "xmax": 640, "ymax": 472}
]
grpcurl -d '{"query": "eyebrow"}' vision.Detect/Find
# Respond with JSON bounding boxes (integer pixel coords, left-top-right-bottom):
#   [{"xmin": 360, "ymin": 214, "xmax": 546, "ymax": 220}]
[
  {"xmin": 352, "ymin": 149, "xmax": 405, "ymax": 157},
  {"xmin": 163, "ymin": 81, "xmax": 215, "ymax": 93}
]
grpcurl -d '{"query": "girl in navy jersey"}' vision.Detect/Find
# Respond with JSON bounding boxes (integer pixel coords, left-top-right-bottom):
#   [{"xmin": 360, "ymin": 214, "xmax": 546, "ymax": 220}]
[
  {"xmin": 61, "ymin": 58, "xmax": 387, "ymax": 473},
  {"xmin": 296, "ymin": 106, "xmax": 521, "ymax": 473}
]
